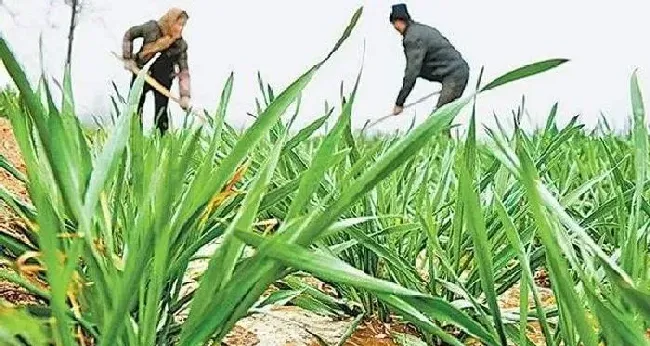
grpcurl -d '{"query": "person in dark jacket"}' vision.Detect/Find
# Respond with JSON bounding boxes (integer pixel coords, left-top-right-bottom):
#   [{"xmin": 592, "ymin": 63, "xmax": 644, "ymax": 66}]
[
  {"xmin": 390, "ymin": 4, "xmax": 470, "ymax": 117},
  {"xmin": 122, "ymin": 7, "xmax": 191, "ymax": 134}
]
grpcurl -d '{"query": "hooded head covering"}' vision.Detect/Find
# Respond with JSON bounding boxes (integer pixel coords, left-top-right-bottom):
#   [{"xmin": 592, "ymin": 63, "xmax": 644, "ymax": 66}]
[
  {"xmin": 139, "ymin": 7, "xmax": 189, "ymax": 61},
  {"xmin": 389, "ymin": 4, "xmax": 411, "ymax": 23}
]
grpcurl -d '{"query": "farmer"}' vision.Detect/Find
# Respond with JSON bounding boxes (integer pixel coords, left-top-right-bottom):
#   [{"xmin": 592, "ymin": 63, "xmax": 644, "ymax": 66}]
[
  {"xmin": 390, "ymin": 4, "xmax": 470, "ymax": 118},
  {"xmin": 122, "ymin": 7, "xmax": 191, "ymax": 134}
]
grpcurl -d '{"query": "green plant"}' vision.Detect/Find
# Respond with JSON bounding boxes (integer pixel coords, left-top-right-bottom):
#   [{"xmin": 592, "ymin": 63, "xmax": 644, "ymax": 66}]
[
  {"xmin": 0, "ymin": 85, "xmax": 21, "ymax": 118},
  {"xmin": 0, "ymin": 8, "xmax": 367, "ymax": 345},
  {"xmin": 311, "ymin": 72, "xmax": 650, "ymax": 345},
  {"xmin": 0, "ymin": 5, "xmax": 619, "ymax": 346}
]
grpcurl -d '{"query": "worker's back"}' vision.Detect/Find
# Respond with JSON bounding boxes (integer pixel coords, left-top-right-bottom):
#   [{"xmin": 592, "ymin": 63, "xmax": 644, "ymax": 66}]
[{"xmin": 403, "ymin": 21, "xmax": 468, "ymax": 83}]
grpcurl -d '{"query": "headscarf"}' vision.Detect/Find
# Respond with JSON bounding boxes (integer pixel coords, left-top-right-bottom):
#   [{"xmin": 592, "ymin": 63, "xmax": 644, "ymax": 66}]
[{"xmin": 139, "ymin": 8, "xmax": 188, "ymax": 61}]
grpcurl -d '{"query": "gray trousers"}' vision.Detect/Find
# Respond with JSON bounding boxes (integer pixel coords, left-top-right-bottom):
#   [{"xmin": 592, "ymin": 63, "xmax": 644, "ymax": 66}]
[
  {"xmin": 435, "ymin": 69, "xmax": 469, "ymax": 138},
  {"xmin": 436, "ymin": 71, "xmax": 469, "ymax": 109}
]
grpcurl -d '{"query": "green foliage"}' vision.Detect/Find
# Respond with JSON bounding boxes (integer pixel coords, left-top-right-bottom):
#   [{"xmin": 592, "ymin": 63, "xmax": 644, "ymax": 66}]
[
  {"xmin": 0, "ymin": 301, "xmax": 50, "ymax": 346},
  {"xmin": 1, "ymin": 6, "xmax": 643, "ymax": 346}
]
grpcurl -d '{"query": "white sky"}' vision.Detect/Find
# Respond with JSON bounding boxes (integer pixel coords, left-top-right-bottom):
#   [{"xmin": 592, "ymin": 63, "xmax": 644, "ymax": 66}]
[{"xmin": 1, "ymin": 0, "xmax": 649, "ymax": 135}]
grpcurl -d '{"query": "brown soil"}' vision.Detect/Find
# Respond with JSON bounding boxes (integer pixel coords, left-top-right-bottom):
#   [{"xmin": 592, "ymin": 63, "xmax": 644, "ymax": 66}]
[
  {"xmin": 344, "ymin": 319, "xmax": 420, "ymax": 346},
  {"xmin": 222, "ymin": 310, "xmax": 422, "ymax": 346},
  {"xmin": 0, "ymin": 117, "xmax": 33, "ymax": 306},
  {"xmin": 533, "ymin": 268, "xmax": 551, "ymax": 288},
  {"xmin": 222, "ymin": 325, "xmax": 260, "ymax": 346},
  {"xmin": 497, "ymin": 283, "xmax": 556, "ymax": 346},
  {"xmin": 0, "ymin": 280, "xmax": 40, "ymax": 305}
]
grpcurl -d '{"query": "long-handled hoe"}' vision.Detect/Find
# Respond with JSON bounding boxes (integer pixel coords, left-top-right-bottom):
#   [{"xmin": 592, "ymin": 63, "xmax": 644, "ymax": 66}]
[
  {"xmin": 111, "ymin": 51, "xmax": 210, "ymax": 129},
  {"xmin": 360, "ymin": 90, "xmax": 440, "ymax": 134}
]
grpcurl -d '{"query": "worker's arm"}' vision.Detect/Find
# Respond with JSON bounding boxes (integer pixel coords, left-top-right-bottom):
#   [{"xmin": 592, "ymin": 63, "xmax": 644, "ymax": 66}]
[
  {"xmin": 122, "ymin": 22, "xmax": 152, "ymax": 60},
  {"xmin": 177, "ymin": 41, "xmax": 191, "ymax": 109},
  {"xmin": 176, "ymin": 42, "xmax": 191, "ymax": 98},
  {"xmin": 395, "ymin": 35, "xmax": 426, "ymax": 107}
]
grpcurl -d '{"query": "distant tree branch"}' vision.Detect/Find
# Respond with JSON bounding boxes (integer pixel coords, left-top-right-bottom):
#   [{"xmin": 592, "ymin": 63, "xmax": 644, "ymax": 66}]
[{"xmin": 65, "ymin": 0, "xmax": 81, "ymax": 66}]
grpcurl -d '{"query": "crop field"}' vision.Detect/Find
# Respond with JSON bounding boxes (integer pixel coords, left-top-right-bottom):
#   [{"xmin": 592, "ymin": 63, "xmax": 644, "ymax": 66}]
[{"xmin": 0, "ymin": 7, "xmax": 649, "ymax": 346}]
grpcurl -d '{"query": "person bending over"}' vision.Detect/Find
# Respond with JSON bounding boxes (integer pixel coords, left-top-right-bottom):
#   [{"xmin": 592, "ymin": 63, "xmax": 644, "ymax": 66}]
[
  {"xmin": 390, "ymin": 4, "xmax": 470, "ymax": 125},
  {"xmin": 122, "ymin": 7, "xmax": 191, "ymax": 134}
]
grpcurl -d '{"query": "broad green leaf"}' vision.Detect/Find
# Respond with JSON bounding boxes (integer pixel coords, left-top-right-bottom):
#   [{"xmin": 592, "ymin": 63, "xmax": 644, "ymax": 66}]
[
  {"xmin": 286, "ymin": 66, "xmax": 362, "ymax": 220},
  {"xmin": 493, "ymin": 193, "xmax": 556, "ymax": 346},
  {"xmin": 402, "ymin": 296, "xmax": 499, "ymax": 345},
  {"xmin": 560, "ymin": 169, "xmax": 612, "ymax": 206},
  {"xmin": 624, "ymin": 70, "xmax": 648, "ymax": 277},
  {"xmin": 235, "ymin": 230, "xmax": 426, "ymax": 298},
  {"xmin": 179, "ymin": 123, "xmax": 288, "ymax": 345},
  {"xmin": 252, "ymin": 289, "xmax": 306, "ymax": 310},
  {"xmin": 516, "ymin": 141, "xmax": 599, "ymax": 346},
  {"xmin": 481, "ymin": 59, "xmax": 569, "ymax": 92},
  {"xmin": 283, "ymin": 111, "xmax": 333, "ymax": 153},
  {"xmin": 459, "ymin": 111, "xmax": 507, "ymax": 345}
]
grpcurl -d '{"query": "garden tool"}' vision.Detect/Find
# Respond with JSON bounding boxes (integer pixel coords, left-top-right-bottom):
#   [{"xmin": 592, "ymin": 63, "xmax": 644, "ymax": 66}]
[
  {"xmin": 361, "ymin": 90, "xmax": 440, "ymax": 134},
  {"xmin": 111, "ymin": 51, "xmax": 209, "ymax": 125}
]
